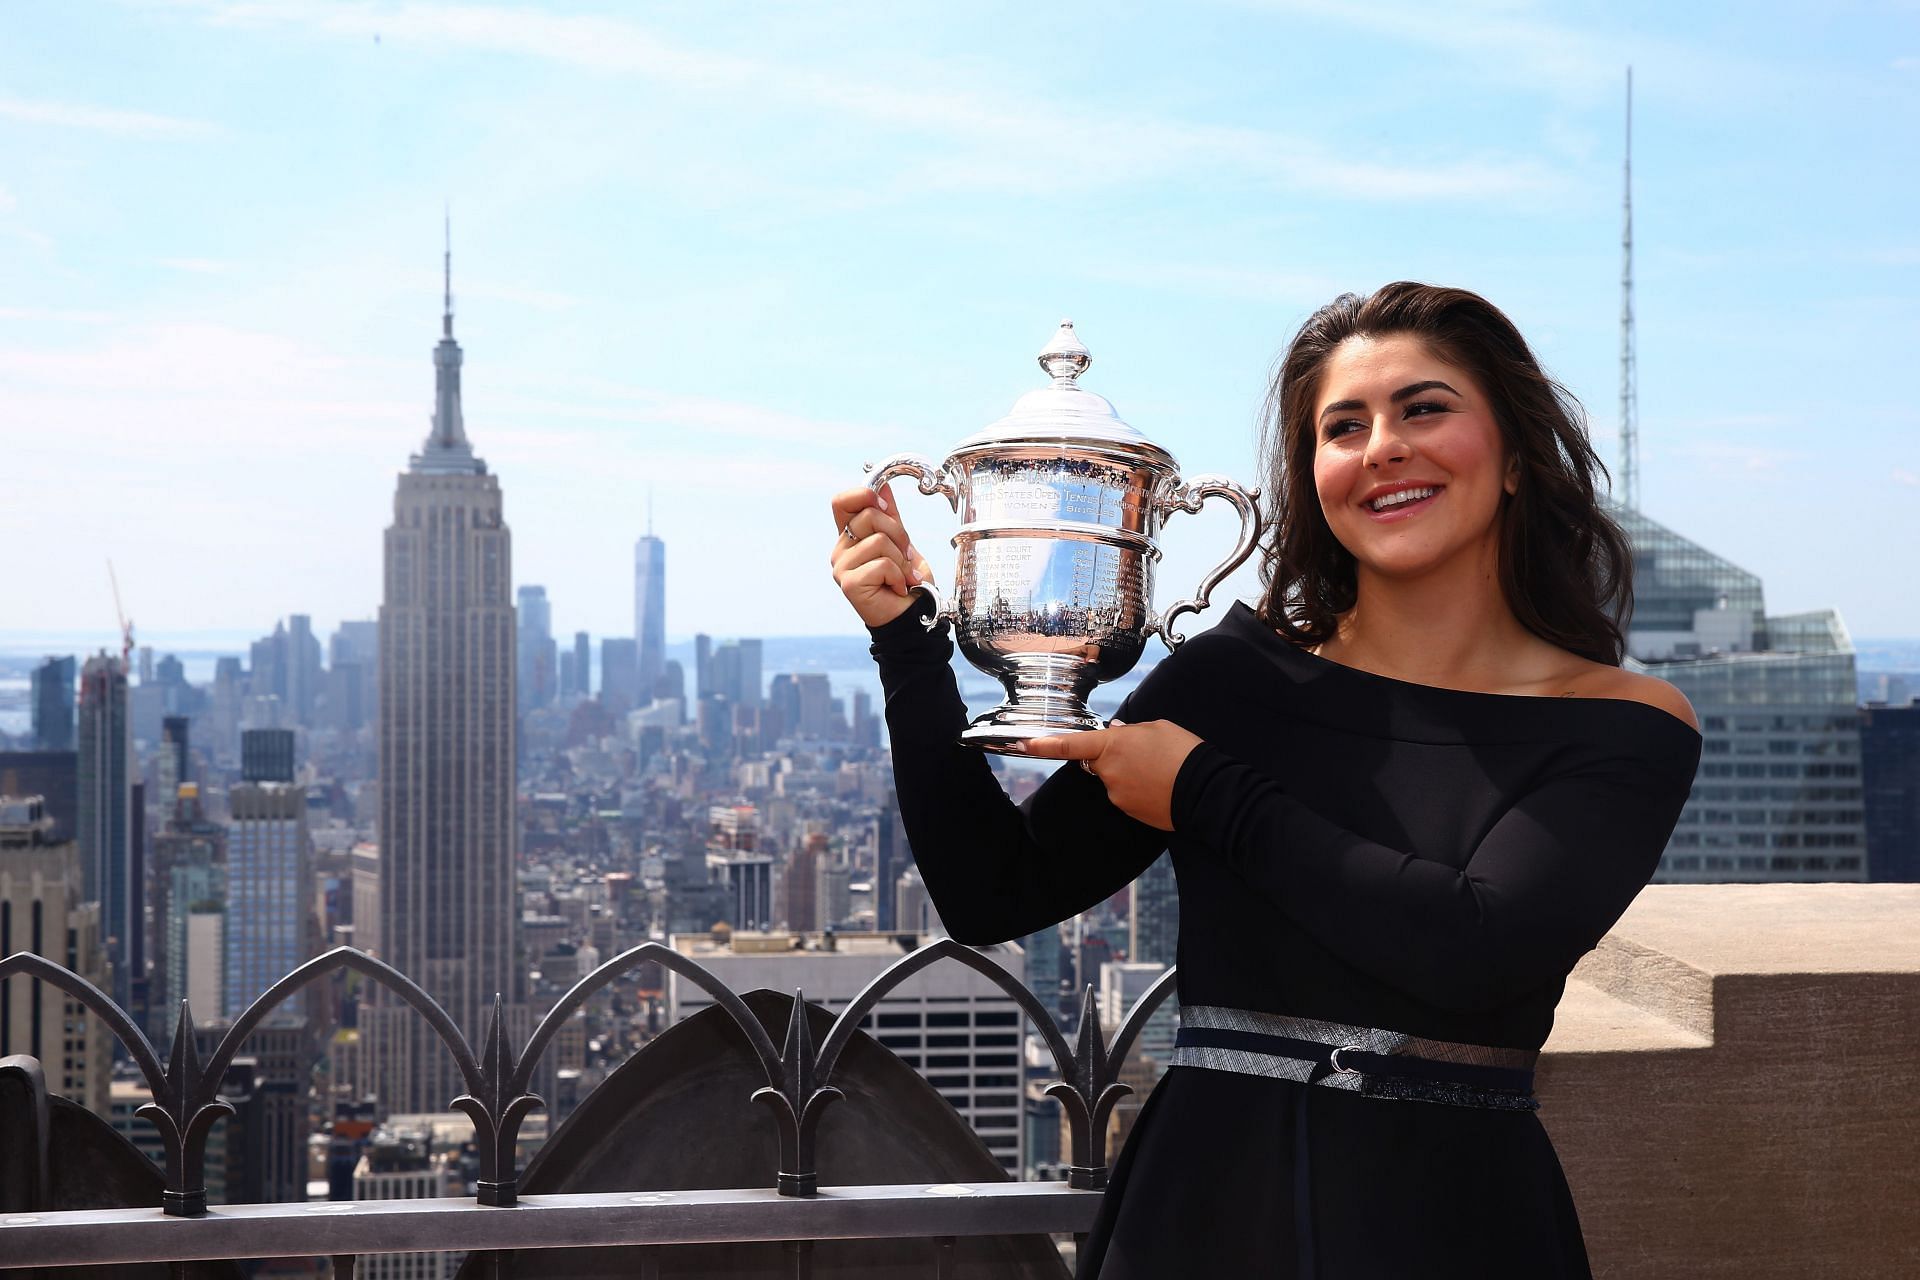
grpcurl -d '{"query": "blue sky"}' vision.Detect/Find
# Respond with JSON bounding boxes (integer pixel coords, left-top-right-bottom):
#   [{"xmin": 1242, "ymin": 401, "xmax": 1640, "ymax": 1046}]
[{"xmin": 3, "ymin": 0, "xmax": 1916, "ymax": 650}]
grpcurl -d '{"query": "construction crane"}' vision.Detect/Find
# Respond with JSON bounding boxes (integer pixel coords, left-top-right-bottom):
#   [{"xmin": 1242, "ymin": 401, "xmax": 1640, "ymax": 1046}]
[{"xmin": 107, "ymin": 559, "xmax": 133, "ymax": 672}]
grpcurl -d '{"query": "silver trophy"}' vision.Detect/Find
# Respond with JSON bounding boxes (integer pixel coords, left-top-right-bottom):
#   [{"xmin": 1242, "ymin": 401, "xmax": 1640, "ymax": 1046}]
[{"xmin": 867, "ymin": 320, "xmax": 1262, "ymax": 755}]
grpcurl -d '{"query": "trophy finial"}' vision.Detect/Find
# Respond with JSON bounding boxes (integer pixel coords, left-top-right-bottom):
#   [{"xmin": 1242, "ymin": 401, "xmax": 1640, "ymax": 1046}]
[{"xmin": 1038, "ymin": 319, "xmax": 1091, "ymax": 384}]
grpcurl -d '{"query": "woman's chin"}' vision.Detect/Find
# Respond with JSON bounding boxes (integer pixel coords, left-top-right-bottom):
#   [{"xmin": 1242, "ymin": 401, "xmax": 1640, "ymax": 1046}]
[{"xmin": 1349, "ymin": 537, "xmax": 1486, "ymax": 583}]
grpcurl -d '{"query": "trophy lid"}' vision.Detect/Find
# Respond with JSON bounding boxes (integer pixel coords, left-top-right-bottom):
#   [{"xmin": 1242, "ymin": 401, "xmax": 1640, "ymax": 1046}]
[{"xmin": 954, "ymin": 320, "xmax": 1174, "ymax": 463}]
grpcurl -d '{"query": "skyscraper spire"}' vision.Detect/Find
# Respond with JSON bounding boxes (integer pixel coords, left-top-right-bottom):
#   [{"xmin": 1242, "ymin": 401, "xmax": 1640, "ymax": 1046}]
[
  {"xmin": 413, "ymin": 215, "xmax": 484, "ymax": 475},
  {"xmin": 443, "ymin": 207, "xmax": 453, "ymax": 339},
  {"xmin": 1618, "ymin": 67, "xmax": 1639, "ymax": 510}
]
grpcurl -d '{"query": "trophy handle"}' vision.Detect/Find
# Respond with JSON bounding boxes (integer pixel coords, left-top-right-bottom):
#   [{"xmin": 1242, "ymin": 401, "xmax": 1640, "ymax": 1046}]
[
  {"xmin": 863, "ymin": 452, "xmax": 961, "ymax": 630},
  {"xmin": 1150, "ymin": 475, "xmax": 1263, "ymax": 650}
]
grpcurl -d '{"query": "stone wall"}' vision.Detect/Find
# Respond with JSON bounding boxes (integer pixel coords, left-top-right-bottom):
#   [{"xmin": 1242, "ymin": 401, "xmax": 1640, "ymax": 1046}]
[{"xmin": 1539, "ymin": 884, "xmax": 1920, "ymax": 1278}]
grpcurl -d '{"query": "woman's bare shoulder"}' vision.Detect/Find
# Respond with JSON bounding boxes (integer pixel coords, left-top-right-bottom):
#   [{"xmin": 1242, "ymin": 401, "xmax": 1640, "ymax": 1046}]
[{"xmin": 1562, "ymin": 661, "xmax": 1699, "ymax": 731}]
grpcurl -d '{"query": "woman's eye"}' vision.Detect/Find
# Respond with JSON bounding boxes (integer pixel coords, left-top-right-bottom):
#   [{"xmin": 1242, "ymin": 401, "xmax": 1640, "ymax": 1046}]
[
  {"xmin": 1404, "ymin": 400, "xmax": 1449, "ymax": 418},
  {"xmin": 1324, "ymin": 419, "xmax": 1364, "ymax": 440}
]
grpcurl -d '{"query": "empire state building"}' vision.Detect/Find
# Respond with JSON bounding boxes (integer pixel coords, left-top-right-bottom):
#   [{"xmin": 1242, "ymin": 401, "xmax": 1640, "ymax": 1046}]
[{"xmin": 368, "ymin": 247, "xmax": 524, "ymax": 1115}]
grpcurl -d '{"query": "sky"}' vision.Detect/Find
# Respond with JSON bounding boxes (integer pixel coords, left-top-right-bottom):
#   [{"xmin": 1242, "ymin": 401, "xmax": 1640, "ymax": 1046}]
[{"xmin": 3, "ymin": 0, "xmax": 1917, "ymax": 654}]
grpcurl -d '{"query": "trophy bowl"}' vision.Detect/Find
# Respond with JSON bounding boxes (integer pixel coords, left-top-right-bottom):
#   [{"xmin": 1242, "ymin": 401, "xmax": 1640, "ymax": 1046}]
[{"xmin": 867, "ymin": 320, "xmax": 1262, "ymax": 755}]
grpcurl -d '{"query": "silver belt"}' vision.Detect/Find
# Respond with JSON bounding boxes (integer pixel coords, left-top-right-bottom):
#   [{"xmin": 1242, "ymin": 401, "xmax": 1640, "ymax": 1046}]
[{"xmin": 1169, "ymin": 1004, "xmax": 1540, "ymax": 1110}]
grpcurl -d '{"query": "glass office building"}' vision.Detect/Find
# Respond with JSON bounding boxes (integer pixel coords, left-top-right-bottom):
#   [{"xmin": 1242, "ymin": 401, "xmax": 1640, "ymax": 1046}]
[
  {"xmin": 1860, "ymin": 703, "xmax": 1920, "ymax": 882},
  {"xmin": 1619, "ymin": 509, "xmax": 1867, "ymax": 882},
  {"xmin": 225, "ymin": 780, "xmax": 310, "ymax": 1022}
]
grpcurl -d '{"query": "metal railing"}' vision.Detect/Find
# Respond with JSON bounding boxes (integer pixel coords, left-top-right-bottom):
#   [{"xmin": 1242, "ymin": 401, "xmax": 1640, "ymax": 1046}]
[
  {"xmin": 0, "ymin": 939, "xmax": 1178, "ymax": 1277},
  {"xmin": 1, "ymin": 1184, "xmax": 1104, "ymax": 1278}
]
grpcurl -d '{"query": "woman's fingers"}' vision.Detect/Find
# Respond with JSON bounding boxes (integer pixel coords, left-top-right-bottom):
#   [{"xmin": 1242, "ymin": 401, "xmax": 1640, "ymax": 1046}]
[
  {"xmin": 830, "ymin": 481, "xmax": 896, "ymax": 534},
  {"xmin": 837, "ymin": 554, "xmax": 911, "ymax": 599},
  {"xmin": 838, "ymin": 531, "xmax": 915, "ymax": 589},
  {"xmin": 839, "ymin": 504, "xmax": 913, "ymax": 559},
  {"xmin": 829, "ymin": 485, "xmax": 879, "ymax": 530},
  {"xmin": 829, "ymin": 479, "xmax": 938, "ymax": 627},
  {"xmin": 1025, "ymin": 730, "xmax": 1109, "ymax": 760},
  {"xmin": 832, "ymin": 525, "xmax": 914, "ymax": 585}
]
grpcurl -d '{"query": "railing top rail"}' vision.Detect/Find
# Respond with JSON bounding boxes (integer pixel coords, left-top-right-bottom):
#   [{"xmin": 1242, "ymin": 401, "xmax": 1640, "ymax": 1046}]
[{"xmin": 0, "ymin": 1183, "xmax": 1105, "ymax": 1267}]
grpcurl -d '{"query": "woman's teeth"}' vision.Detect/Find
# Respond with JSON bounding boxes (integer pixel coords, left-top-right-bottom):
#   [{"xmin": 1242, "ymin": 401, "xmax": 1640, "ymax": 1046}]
[{"xmin": 1368, "ymin": 486, "xmax": 1437, "ymax": 512}]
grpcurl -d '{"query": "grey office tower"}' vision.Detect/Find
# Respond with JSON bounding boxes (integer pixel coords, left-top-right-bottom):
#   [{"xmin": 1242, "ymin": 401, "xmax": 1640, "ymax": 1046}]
[
  {"xmin": 369, "ymin": 249, "xmax": 525, "ymax": 1115},
  {"xmin": 78, "ymin": 652, "xmax": 136, "ymax": 1010},
  {"xmin": 31, "ymin": 656, "xmax": 76, "ymax": 751},
  {"xmin": 635, "ymin": 532, "xmax": 665, "ymax": 699}
]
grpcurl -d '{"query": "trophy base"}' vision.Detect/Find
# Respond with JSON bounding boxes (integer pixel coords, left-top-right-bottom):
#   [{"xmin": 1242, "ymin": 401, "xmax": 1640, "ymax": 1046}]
[
  {"xmin": 956, "ymin": 650, "xmax": 1109, "ymax": 756},
  {"xmin": 959, "ymin": 707, "xmax": 1105, "ymax": 757}
]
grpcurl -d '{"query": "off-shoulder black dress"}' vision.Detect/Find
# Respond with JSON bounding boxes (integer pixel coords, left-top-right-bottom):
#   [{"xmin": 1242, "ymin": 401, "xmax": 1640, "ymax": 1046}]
[{"xmin": 870, "ymin": 598, "xmax": 1700, "ymax": 1279}]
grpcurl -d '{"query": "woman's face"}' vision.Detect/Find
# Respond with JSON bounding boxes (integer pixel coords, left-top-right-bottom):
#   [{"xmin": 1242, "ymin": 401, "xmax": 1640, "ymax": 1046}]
[{"xmin": 1309, "ymin": 332, "xmax": 1516, "ymax": 583}]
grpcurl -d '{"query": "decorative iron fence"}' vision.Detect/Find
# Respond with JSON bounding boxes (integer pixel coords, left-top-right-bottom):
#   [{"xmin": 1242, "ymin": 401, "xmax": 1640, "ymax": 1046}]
[{"xmin": 0, "ymin": 938, "xmax": 1179, "ymax": 1277}]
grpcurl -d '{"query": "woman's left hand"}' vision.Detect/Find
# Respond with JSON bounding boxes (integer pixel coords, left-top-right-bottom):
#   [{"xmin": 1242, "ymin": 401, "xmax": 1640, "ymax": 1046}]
[{"xmin": 1025, "ymin": 719, "xmax": 1204, "ymax": 832}]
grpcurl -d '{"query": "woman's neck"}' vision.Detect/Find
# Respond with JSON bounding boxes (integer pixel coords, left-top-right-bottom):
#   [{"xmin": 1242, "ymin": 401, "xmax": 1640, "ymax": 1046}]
[{"xmin": 1320, "ymin": 549, "xmax": 1539, "ymax": 692}]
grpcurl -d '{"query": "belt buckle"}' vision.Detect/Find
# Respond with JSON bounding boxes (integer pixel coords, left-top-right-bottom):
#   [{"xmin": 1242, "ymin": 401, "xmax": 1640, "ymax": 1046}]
[{"xmin": 1327, "ymin": 1045, "xmax": 1363, "ymax": 1075}]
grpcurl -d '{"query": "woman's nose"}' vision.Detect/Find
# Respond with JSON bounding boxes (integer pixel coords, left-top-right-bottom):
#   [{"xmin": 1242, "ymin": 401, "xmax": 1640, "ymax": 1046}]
[{"xmin": 1363, "ymin": 417, "xmax": 1410, "ymax": 469}]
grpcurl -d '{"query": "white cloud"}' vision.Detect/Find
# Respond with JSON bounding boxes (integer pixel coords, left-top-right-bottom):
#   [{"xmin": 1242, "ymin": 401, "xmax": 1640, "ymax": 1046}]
[
  {"xmin": 0, "ymin": 95, "xmax": 214, "ymax": 138},
  {"xmin": 1894, "ymin": 56, "xmax": 1920, "ymax": 73},
  {"xmin": 462, "ymin": 282, "xmax": 580, "ymax": 311},
  {"xmin": 0, "ymin": 321, "xmax": 346, "ymax": 396},
  {"xmin": 0, "ymin": 306, "xmax": 117, "ymax": 324},
  {"xmin": 1664, "ymin": 440, "xmax": 1803, "ymax": 473},
  {"xmin": 0, "ymin": 185, "xmax": 15, "ymax": 214},
  {"xmin": 185, "ymin": 0, "xmax": 1558, "ymax": 203},
  {"xmin": 1664, "ymin": 412, "xmax": 1796, "ymax": 432},
  {"xmin": 481, "ymin": 384, "xmax": 904, "ymax": 459},
  {"xmin": 1895, "ymin": 468, "xmax": 1920, "ymax": 487},
  {"xmin": 4, "ymin": 225, "xmax": 55, "ymax": 251},
  {"xmin": 1082, "ymin": 260, "xmax": 1354, "ymax": 306},
  {"xmin": 158, "ymin": 257, "xmax": 233, "ymax": 274},
  {"xmin": 1229, "ymin": 0, "xmax": 1799, "ymax": 106},
  {"xmin": 1240, "ymin": 0, "xmax": 1613, "ymax": 89}
]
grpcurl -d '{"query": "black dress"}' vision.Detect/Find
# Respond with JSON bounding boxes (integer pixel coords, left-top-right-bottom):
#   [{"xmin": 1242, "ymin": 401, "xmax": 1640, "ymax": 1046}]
[{"xmin": 870, "ymin": 598, "xmax": 1701, "ymax": 1280}]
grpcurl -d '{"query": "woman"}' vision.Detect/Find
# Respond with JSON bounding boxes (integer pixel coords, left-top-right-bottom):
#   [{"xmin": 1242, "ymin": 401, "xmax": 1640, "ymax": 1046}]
[{"xmin": 828, "ymin": 282, "xmax": 1700, "ymax": 1278}]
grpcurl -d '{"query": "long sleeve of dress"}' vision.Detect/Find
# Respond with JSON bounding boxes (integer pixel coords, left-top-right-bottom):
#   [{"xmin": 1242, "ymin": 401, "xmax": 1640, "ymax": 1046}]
[
  {"xmin": 1170, "ymin": 730, "xmax": 1700, "ymax": 1013},
  {"xmin": 870, "ymin": 599, "xmax": 1170, "ymax": 945}
]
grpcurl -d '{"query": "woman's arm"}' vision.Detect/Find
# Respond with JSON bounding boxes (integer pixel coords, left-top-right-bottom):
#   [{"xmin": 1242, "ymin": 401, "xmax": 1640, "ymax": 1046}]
[
  {"xmin": 1169, "ymin": 733, "xmax": 1700, "ymax": 1011},
  {"xmin": 873, "ymin": 599, "xmax": 1172, "ymax": 945}
]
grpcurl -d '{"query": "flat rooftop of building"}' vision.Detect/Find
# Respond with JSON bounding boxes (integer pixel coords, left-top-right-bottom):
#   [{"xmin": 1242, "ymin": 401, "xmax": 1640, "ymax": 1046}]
[{"xmin": 669, "ymin": 930, "xmax": 983, "ymax": 959}]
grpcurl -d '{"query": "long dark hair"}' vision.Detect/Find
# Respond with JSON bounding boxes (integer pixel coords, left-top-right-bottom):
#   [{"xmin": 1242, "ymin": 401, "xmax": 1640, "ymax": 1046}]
[{"xmin": 1255, "ymin": 281, "xmax": 1633, "ymax": 666}]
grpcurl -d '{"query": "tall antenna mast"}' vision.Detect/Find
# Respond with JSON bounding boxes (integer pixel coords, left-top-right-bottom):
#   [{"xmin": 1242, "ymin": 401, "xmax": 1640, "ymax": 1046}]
[
  {"xmin": 1618, "ymin": 66, "xmax": 1638, "ymax": 510},
  {"xmin": 442, "ymin": 205, "xmax": 453, "ymax": 338}
]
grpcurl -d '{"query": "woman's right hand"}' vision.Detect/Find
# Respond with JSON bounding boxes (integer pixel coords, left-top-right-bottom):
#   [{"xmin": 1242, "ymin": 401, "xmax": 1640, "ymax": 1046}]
[{"xmin": 830, "ymin": 481, "xmax": 936, "ymax": 628}]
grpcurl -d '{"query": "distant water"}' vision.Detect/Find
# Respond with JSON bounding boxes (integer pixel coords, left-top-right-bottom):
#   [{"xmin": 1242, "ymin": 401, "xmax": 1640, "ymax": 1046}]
[
  {"xmin": 0, "ymin": 630, "xmax": 1163, "ymax": 750},
  {"xmin": 16, "ymin": 624, "xmax": 1903, "ymax": 743}
]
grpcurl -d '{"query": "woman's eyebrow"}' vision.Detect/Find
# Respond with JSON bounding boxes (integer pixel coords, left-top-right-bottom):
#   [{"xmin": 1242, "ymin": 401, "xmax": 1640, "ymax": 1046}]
[
  {"xmin": 1391, "ymin": 379, "xmax": 1459, "ymax": 402},
  {"xmin": 1318, "ymin": 380, "xmax": 1460, "ymax": 420}
]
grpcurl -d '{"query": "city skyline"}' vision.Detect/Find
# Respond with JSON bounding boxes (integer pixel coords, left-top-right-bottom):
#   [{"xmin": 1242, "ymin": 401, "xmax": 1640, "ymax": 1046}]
[{"xmin": 3, "ymin": 2, "xmax": 1917, "ymax": 646}]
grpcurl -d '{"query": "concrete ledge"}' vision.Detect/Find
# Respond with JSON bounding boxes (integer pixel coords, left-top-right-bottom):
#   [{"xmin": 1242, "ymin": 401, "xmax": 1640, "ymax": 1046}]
[
  {"xmin": 1539, "ymin": 884, "xmax": 1920, "ymax": 1279},
  {"xmin": 1544, "ymin": 977, "xmax": 1710, "ymax": 1055}
]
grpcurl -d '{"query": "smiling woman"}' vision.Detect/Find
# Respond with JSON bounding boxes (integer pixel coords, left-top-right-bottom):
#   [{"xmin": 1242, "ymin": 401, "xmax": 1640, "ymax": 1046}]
[
  {"xmin": 833, "ymin": 282, "xmax": 1700, "ymax": 1278},
  {"xmin": 1261, "ymin": 282, "xmax": 1635, "ymax": 670}
]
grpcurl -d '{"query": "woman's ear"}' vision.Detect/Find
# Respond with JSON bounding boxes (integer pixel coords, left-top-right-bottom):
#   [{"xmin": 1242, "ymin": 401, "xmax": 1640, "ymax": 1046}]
[{"xmin": 1504, "ymin": 454, "xmax": 1521, "ymax": 496}]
